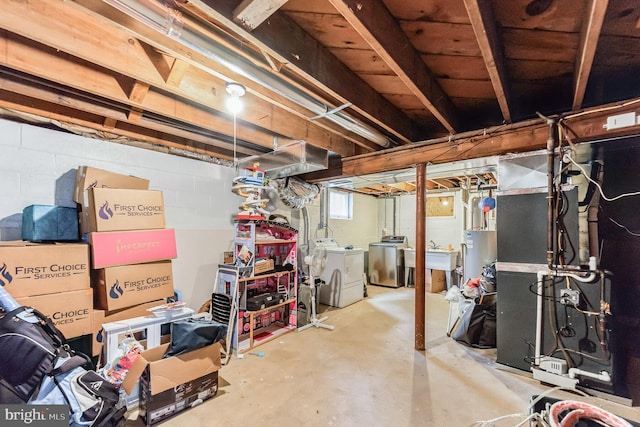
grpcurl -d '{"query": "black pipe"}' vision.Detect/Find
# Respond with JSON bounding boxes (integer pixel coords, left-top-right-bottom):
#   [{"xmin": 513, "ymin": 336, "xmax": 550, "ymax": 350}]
[{"xmin": 546, "ymin": 118, "xmax": 558, "ymax": 269}]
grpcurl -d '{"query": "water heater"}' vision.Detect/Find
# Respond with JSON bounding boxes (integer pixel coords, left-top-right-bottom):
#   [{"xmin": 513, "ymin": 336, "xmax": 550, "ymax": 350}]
[{"xmin": 462, "ymin": 230, "xmax": 496, "ymax": 283}]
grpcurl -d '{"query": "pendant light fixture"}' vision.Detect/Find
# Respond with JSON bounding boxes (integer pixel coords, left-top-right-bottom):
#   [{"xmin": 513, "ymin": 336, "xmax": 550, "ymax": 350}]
[{"xmin": 225, "ymin": 82, "xmax": 246, "ymax": 168}]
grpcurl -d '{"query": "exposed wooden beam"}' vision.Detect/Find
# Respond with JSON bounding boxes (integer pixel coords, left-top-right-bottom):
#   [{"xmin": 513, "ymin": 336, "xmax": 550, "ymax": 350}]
[
  {"xmin": 103, "ymin": 117, "xmax": 117, "ymax": 129},
  {"xmin": 233, "ymin": 0, "xmax": 290, "ymax": 31},
  {"xmin": 68, "ymin": 0, "xmax": 368, "ymax": 154},
  {"xmin": 177, "ymin": 0, "xmax": 417, "ymax": 143},
  {"xmin": 0, "ymin": 2, "xmax": 360, "ymax": 155},
  {"xmin": 328, "ymin": 0, "xmax": 460, "ymax": 134},
  {"xmin": 572, "ymin": 0, "xmax": 608, "ymax": 110},
  {"xmin": 0, "ymin": 30, "xmax": 275, "ymax": 151},
  {"xmin": 0, "ymin": 88, "xmax": 236, "ymax": 161},
  {"xmin": 127, "ymin": 81, "xmax": 150, "ymax": 104},
  {"xmin": 0, "ymin": 72, "xmax": 262, "ymax": 157},
  {"xmin": 304, "ymin": 97, "xmax": 640, "ymax": 180},
  {"xmin": 166, "ymin": 58, "xmax": 191, "ymax": 87},
  {"xmin": 463, "ymin": 0, "xmax": 512, "ymax": 122},
  {"xmin": 127, "ymin": 107, "xmax": 143, "ymax": 123}
]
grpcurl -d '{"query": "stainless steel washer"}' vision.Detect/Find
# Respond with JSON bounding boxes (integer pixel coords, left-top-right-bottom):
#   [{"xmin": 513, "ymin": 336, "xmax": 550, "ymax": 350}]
[{"xmin": 368, "ymin": 236, "xmax": 407, "ymax": 287}]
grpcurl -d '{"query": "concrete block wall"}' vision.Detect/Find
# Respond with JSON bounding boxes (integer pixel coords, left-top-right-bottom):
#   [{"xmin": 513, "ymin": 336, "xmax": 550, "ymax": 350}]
[{"xmin": 0, "ymin": 118, "xmax": 237, "ymax": 308}]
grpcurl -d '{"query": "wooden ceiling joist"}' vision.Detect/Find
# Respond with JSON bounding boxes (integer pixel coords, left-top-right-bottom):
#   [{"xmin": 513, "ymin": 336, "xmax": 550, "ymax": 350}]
[
  {"xmin": 572, "ymin": 0, "xmax": 609, "ymax": 110},
  {"xmin": 463, "ymin": 0, "xmax": 512, "ymax": 122},
  {"xmin": 69, "ymin": 0, "xmax": 371, "ymax": 154},
  {"xmin": 0, "ymin": 31, "xmax": 275, "ymax": 151},
  {"xmin": 176, "ymin": 0, "xmax": 418, "ymax": 144},
  {"xmin": 127, "ymin": 108, "xmax": 144, "ymax": 123},
  {"xmin": 233, "ymin": 0, "xmax": 290, "ymax": 31},
  {"xmin": 127, "ymin": 81, "xmax": 151, "ymax": 104},
  {"xmin": 0, "ymin": 4, "xmax": 357, "ymax": 156},
  {"xmin": 103, "ymin": 117, "xmax": 117, "ymax": 129},
  {"xmin": 328, "ymin": 0, "xmax": 460, "ymax": 134},
  {"xmin": 165, "ymin": 58, "xmax": 191, "ymax": 87},
  {"xmin": 0, "ymin": 72, "xmax": 261, "ymax": 158},
  {"xmin": 0, "ymin": 87, "xmax": 236, "ymax": 161},
  {"xmin": 304, "ymin": 97, "xmax": 640, "ymax": 181}
]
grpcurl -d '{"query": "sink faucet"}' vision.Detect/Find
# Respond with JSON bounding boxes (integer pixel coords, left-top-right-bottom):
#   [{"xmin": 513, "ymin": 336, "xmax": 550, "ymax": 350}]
[{"xmin": 429, "ymin": 240, "xmax": 437, "ymax": 250}]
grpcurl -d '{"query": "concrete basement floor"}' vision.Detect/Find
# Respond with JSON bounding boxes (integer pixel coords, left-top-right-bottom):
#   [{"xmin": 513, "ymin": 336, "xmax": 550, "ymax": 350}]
[{"xmin": 125, "ymin": 285, "xmax": 640, "ymax": 426}]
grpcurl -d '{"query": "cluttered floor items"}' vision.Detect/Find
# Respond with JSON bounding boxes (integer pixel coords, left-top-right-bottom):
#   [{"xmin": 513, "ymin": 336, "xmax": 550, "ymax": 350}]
[
  {"xmin": 447, "ymin": 262, "xmax": 497, "ymax": 349},
  {"xmin": 0, "ymin": 287, "xmax": 227, "ymax": 427},
  {"xmin": 475, "ymin": 390, "xmax": 639, "ymax": 427}
]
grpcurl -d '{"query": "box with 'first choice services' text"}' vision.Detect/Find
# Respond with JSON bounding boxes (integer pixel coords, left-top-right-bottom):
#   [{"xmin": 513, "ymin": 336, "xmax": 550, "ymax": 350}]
[
  {"xmin": 0, "ymin": 242, "xmax": 90, "ymax": 298},
  {"xmin": 16, "ymin": 289, "xmax": 93, "ymax": 339},
  {"xmin": 87, "ymin": 188, "xmax": 165, "ymax": 233},
  {"xmin": 74, "ymin": 166, "xmax": 150, "ymax": 235},
  {"xmin": 91, "ymin": 261, "xmax": 174, "ymax": 311}
]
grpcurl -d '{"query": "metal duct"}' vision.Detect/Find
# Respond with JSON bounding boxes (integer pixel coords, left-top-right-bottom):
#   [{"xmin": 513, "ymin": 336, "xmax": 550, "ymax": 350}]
[{"xmin": 101, "ymin": 0, "xmax": 392, "ymax": 148}]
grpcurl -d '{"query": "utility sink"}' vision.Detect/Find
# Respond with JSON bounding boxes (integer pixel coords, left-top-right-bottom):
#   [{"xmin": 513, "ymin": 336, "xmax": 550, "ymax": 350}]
[
  {"xmin": 426, "ymin": 249, "xmax": 459, "ymax": 271},
  {"xmin": 403, "ymin": 248, "xmax": 459, "ymax": 271},
  {"xmin": 403, "ymin": 248, "xmax": 459, "ymax": 289}
]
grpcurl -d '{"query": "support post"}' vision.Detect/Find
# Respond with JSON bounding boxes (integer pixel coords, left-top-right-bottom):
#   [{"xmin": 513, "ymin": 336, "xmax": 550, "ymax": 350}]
[{"xmin": 415, "ymin": 163, "xmax": 426, "ymax": 350}]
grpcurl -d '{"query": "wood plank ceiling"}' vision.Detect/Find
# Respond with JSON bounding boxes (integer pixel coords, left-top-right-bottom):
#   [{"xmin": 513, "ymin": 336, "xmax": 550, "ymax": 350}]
[{"xmin": 1, "ymin": 0, "xmax": 640, "ymax": 185}]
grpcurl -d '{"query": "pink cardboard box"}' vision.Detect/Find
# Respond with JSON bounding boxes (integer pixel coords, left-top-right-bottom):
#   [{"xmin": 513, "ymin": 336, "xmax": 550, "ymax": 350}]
[{"xmin": 89, "ymin": 229, "xmax": 177, "ymax": 268}]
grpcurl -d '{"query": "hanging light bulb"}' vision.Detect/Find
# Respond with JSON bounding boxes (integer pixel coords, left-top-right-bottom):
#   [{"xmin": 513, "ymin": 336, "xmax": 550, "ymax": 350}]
[
  {"xmin": 226, "ymin": 96, "xmax": 243, "ymax": 114},
  {"xmin": 226, "ymin": 82, "xmax": 246, "ymax": 168},
  {"xmin": 225, "ymin": 82, "xmax": 246, "ymax": 114}
]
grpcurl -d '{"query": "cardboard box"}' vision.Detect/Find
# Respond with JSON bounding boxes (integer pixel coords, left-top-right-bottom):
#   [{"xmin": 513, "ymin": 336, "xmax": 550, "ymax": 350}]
[
  {"xmin": 89, "ymin": 229, "xmax": 177, "ymax": 268},
  {"xmin": 122, "ymin": 342, "xmax": 221, "ymax": 426},
  {"xmin": 92, "ymin": 300, "xmax": 164, "ymax": 356},
  {"xmin": 141, "ymin": 371, "xmax": 218, "ymax": 426},
  {"xmin": 253, "ymin": 258, "xmax": 274, "ymax": 275},
  {"xmin": 0, "ymin": 242, "xmax": 90, "ymax": 298},
  {"xmin": 22, "ymin": 205, "xmax": 79, "ymax": 242},
  {"xmin": 92, "ymin": 261, "xmax": 174, "ymax": 311},
  {"xmin": 429, "ymin": 269, "xmax": 446, "ymax": 293},
  {"xmin": 74, "ymin": 166, "xmax": 149, "ymax": 206},
  {"xmin": 17, "ymin": 289, "xmax": 93, "ymax": 339},
  {"xmin": 87, "ymin": 188, "xmax": 165, "ymax": 233}
]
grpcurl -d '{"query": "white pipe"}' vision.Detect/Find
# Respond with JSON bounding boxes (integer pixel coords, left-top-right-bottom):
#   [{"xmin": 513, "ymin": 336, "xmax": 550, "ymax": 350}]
[
  {"xmin": 534, "ymin": 256, "xmax": 599, "ymax": 366},
  {"xmin": 568, "ymin": 367, "xmax": 611, "ymax": 383},
  {"xmin": 535, "ymin": 270, "xmax": 545, "ymax": 365},
  {"xmin": 557, "ymin": 256, "xmax": 597, "ymax": 283}
]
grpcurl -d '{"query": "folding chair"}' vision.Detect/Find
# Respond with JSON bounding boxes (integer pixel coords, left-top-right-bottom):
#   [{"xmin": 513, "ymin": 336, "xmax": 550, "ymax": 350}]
[{"xmin": 212, "ymin": 267, "xmax": 240, "ymax": 365}]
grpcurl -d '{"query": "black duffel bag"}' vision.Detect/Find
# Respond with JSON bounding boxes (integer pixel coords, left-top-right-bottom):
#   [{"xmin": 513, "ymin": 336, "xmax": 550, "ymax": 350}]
[
  {"xmin": 452, "ymin": 303, "xmax": 497, "ymax": 349},
  {"xmin": 0, "ymin": 306, "xmax": 67, "ymax": 401},
  {"xmin": 163, "ymin": 317, "xmax": 228, "ymax": 358}
]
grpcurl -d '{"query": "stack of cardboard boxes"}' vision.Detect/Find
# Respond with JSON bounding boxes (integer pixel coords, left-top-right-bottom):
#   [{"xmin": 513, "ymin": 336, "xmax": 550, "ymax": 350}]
[
  {"xmin": 76, "ymin": 167, "xmax": 222, "ymax": 426},
  {"xmin": 73, "ymin": 166, "xmax": 177, "ymax": 358},
  {"xmin": 7, "ymin": 166, "xmax": 221, "ymax": 424},
  {"xmin": 0, "ymin": 242, "xmax": 92, "ymax": 340}
]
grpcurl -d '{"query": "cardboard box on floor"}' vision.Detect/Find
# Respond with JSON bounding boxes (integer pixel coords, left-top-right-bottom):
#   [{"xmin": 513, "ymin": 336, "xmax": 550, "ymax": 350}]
[
  {"xmin": 17, "ymin": 288, "xmax": 93, "ymax": 339},
  {"xmin": 92, "ymin": 261, "xmax": 174, "ymax": 311},
  {"xmin": 0, "ymin": 242, "xmax": 90, "ymax": 298},
  {"xmin": 91, "ymin": 300, "xmax": 164, "ymax": 357},
  {"xmin": 429, "ymin": 269, "xmax": 446, "ymax": 293},
  {"xmin": 122, "ymin": 342, "xmax": 222, "ymax": 426},
  {"xmin": 87, "ymin": 188, "xmax": 166, "ymax": 233}
]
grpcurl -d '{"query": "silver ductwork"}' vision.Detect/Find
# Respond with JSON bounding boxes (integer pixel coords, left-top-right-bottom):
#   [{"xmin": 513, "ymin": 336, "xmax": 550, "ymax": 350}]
[{"xmin": 101, "ymin": 0, "xmax": 392, "ymax": 148}]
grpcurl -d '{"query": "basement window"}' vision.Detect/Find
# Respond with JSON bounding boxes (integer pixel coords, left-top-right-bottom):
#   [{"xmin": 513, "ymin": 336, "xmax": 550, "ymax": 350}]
[{"xmin": 330, "ymin": 190, "xmax": 353, "ymax": 220}]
